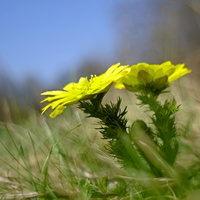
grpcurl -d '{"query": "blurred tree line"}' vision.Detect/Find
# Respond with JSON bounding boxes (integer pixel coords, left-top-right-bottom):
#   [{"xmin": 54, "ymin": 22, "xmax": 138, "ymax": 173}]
[
  {"xmin": 0, "ymin": 0, "xmax": 200, "ymax": 122},
  {"xmin": 116, "ymin": 0, "xmax": 200, "ymax": 71}
]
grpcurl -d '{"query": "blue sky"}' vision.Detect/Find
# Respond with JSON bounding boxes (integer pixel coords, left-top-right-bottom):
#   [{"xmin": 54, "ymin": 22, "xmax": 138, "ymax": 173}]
[{"xmin": 0, "ymin": 0, "xmax": 122, "ymax": 86}]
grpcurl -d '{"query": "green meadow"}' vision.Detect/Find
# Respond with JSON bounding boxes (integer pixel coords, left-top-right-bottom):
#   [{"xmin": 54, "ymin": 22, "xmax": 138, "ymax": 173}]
[{"xmin": 0, "ymin": 78, "xmax": 200, "ymax": 200}]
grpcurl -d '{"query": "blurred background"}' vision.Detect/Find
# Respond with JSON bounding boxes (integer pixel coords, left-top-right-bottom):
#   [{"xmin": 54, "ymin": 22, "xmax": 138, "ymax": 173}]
[{"xmin": 0, "ymin": 0, "xmax": 200, "ymax": 122}]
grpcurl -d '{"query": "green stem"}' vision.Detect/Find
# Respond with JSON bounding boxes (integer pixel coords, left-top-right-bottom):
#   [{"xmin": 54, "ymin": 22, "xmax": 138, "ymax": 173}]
[
  {"xmin": 129, "ymin": 120, "xmax": 178, "ymax": 178},
  {"xmin": 118, "ymin": 129, "xmax": 153, "ymax": 173},
  {"xmin": 137, "ymin": 93, "xmax": 179, "ymax": 165},
  {"xmin": 79, "ymin": 94, "xmax": 153, "ymax": 172}
]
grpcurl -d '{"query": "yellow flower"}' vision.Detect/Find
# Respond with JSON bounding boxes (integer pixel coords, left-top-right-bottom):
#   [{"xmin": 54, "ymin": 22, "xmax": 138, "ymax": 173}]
[
  {"xmin": 115, "ymin": 61, "xmax": 191, "ymax": 93},
  {"xmin": 41, "ymin": 63, "xmax": 129, "ymax": 118}
]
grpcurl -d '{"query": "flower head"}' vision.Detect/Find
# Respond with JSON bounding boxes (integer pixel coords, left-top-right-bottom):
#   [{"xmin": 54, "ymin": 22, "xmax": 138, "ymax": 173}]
[
  {"xmin": 41, "ymin": 63, "xmax": 129, "ymax": 118},
  {"xmin": 115, "ymin": 61, "xmax": 191, "ymax": 94}
]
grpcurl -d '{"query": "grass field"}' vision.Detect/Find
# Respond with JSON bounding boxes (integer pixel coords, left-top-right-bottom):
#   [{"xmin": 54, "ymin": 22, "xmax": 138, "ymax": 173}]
[{"xmin": 0, "ymin": 79, "xmax": 200, "ymax": 200}]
